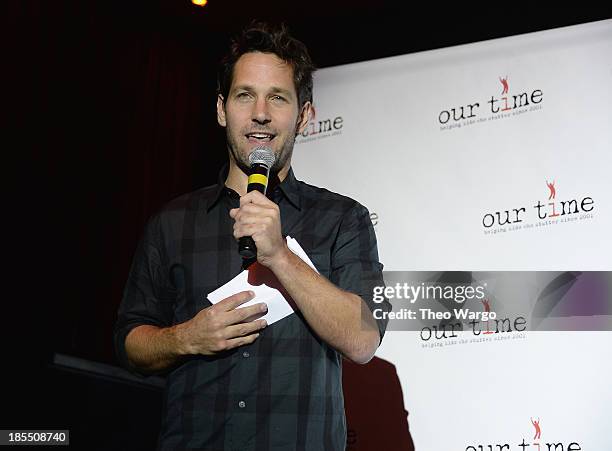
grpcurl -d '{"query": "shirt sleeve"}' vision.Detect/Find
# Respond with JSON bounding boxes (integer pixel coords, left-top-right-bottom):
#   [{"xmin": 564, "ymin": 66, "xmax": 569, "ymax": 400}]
[
  {"xmin": 329, "ymin": 203, "xmax": 391, "ymax": 344},
  {"xmin": 113, "ymin": 213, "xmax": 177, "ymax": 373}
]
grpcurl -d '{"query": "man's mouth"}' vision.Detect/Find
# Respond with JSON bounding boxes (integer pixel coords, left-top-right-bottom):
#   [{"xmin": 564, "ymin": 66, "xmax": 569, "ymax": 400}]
[{"xmin": 246, "ymin": 132, "xmax": 276, "ymax": 143}]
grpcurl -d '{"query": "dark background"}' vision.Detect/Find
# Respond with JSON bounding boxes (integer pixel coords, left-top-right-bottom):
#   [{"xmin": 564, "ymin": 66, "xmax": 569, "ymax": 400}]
[{"xmin": 4, "ymin": 1, "xmax": 610, "ymax": 449}]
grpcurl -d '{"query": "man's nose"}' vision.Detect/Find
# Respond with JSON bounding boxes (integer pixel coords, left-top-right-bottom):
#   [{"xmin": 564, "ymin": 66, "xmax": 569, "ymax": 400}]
[{"xmin": 251, "ymin": 98, "xmax": 271, "ymax": 125}]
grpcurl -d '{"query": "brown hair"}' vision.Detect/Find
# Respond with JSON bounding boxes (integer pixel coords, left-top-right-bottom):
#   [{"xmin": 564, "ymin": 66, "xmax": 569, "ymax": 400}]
[{"xmin": 217, "ymin": 22, "xmax": 316, "ymax": 108}]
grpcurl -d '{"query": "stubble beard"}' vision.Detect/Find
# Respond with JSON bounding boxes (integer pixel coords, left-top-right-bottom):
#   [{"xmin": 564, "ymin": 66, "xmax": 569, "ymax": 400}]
[{"xmin": 227, "ymin": 128, "xmax": 295, "ymax": 176}]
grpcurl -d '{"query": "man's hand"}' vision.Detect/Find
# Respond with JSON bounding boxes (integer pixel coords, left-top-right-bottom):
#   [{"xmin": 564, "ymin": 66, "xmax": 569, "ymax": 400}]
[
  {"xmin": 177, "ymin": 290, "xmax": 268, "ymax": 356},
  {"xmin": 229, "ymin": 190, "xmax": 289, "ymax": 268}
]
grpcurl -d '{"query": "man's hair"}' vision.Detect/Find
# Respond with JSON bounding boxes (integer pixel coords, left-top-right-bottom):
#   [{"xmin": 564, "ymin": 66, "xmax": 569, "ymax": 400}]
[{"xmin": 217, "ymin": 22, "xmax": 316, "ymax": 108}]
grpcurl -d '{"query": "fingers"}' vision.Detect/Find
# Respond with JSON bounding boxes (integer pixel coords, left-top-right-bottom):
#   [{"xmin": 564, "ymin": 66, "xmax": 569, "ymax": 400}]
[
  {"xmin": 240, "ymin": 304, "xmax": 269, "ymax": 323},
  {"xmin": 187, "ymin": 292, "xmax": 269, "ymax": 356},
  {"xmin": 232, "ymin": 201, "xmax": 278, "ymax": 221},
  {"xmin": 231, "ymin": 203, "xmax": 271, "ymax": 224},
  {"xmin": 223, "ymin": 333, "xmax": 261, "ymax": 350},
  {"xmin": 214, "ymin": 290, "xmax": 268, "ymax": 325},
  {"xmin": 217, "ymin": 290, "xmax": 256, "ymax": 311},
  {"xmin": 227, "ymin": 301, "xmax": 268, "ymax": 325},
  {"xmin": 224, "ymin": 318, "xmax": 267, "ymax": 340},
  {"xmin": 229, "ymin": 191, "xmax": 262, "ymax": 216},
  {"xmin": 240, "ymin": 190, "xmax": 272, "ymax": 207},
  {"xmin": 208, "ymin": 329, "xmax": 263, "ymax": 354},
  {"xmin": 212, "ymin": 306, "xmax": 268, "ymax": 352},
  {"xmin": 231, "ymin": 201, "xmax": 280, "ymax": 243},
  {"xmin": 230, "ymin": 192, "xmax": 281, "ymax": 247}
]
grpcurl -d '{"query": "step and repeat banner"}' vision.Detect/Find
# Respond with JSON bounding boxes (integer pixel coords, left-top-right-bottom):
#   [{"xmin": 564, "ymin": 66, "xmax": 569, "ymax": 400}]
[{"xmin": 293, "ymin": 20, "xmax": 612, "ymax": 450}]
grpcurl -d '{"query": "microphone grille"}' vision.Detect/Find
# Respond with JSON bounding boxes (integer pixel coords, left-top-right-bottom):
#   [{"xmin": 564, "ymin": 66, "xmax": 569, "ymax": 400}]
[{"xmin": 248, "ymin": 146, "xmax": 276, "ymax": 168}]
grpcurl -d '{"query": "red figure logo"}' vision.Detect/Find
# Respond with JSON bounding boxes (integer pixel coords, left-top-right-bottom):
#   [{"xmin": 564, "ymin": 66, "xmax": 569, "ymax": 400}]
[
  {"xmin": 481, "ymin": 299, "xmax": 494, "ymax": 334},
  {"xmin": 500, "ymin": 76, "xmax": 509, "ymax": 95},
  {"xmin": 546, "ymin": 180, "xmax": 556, "ymax": 200},
  {"xmin": 482, "ymin": 299, "xmax": 490, "ymax": 312},
  {"xmin": 531, "ymin": 417, "xmax": 542, "ymax": 440}
]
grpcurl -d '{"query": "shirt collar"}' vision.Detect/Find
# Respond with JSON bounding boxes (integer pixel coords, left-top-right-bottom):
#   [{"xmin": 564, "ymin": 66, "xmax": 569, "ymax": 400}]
[
  {"xmin": 206, "ymin": 164, "xmax": 301, "ymax": 211},
  {"xmin": 275, "ymin": 166, "xmax": 301, "ymax": 210}
]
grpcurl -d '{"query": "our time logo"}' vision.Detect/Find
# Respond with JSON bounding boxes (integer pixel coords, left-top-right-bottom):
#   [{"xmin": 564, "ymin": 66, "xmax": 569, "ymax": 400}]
[
  {"xmin": 438, "ymin": 76, "xmax": 543, "ymax": 131},
  {"xmin": 419, "ymin": 298, "xmax": 526, "ymax": 343},
  {"xmin": 482, "ymin": 180, "xmax": 595, "ymax": 235},
  {"xmin": 465, "ymin": 416, "xmax": 582, "ymax": 451},
  {"xmin": 295, "ymin": 115, "xmax": 343, "ymax": 144}
]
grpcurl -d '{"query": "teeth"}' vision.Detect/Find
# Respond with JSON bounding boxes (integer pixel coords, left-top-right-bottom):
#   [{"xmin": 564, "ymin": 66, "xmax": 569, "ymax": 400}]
[{"xmin": 248, "ymin": 133, "xmax": 273, "ymax": 139}]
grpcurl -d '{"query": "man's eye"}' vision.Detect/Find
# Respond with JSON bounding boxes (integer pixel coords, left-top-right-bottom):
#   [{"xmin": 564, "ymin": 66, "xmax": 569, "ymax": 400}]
[
  {"xmin": 270, "ymin": 95, "xmax": 286, "ymax": 102},
  {"xmin": 236, "ymin": 92, "xmax": 252, "ymax": 99}
]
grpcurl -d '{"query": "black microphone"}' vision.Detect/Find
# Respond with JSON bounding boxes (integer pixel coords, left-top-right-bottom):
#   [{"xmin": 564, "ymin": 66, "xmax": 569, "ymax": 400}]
[{"xmin": 238, "ymin": 146, "xmax": 276, "ymax": 259}]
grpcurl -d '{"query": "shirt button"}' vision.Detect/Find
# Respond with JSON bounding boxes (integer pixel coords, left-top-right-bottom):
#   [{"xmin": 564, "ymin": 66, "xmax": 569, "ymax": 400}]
[
  {"xmin": 238, "ymin": 401, "xmax": 246, "ymax": 409},
  {"xmin": 242, "ymin": 351, "xmax": 250, "ymax": 358}
]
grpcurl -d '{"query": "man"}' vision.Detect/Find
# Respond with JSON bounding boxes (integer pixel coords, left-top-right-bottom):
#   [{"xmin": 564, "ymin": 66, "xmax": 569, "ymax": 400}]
[{"xmin": 114, "ymin": 22, "xmax": 390, "ymax": 450}]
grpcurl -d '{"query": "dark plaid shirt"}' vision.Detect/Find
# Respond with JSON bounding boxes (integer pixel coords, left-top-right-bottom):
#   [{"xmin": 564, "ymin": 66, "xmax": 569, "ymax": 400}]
[{"xmin": 114, "ymin": 167, "xmax": 389, "ymax": 451}]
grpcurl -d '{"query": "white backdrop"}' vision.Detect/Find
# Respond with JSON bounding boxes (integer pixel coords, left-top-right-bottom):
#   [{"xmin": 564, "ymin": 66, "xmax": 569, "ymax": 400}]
[{"xmin": 293, "ymin": 20, "xmax": 612, "ymax": 450}]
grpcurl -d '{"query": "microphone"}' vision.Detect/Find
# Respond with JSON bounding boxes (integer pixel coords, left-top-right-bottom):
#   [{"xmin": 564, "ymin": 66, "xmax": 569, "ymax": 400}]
[{"xmin": 238, "ymin": 146, "xmax": 276, "ymax": 259}]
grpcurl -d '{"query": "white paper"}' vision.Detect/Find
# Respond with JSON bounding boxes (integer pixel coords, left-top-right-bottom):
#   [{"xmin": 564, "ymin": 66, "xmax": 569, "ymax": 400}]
[
  {"xmin": 206, "ymin": 236, "xmax": 318, "ymax": 325},
  {"xmin": 286, "ymin": 236, "xmax": 319, "ymax": 274}
]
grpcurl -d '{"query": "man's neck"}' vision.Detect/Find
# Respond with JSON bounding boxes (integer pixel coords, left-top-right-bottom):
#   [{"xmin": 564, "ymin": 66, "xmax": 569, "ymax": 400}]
[{"xmin": 225, "ymin": 161, "xmax": 289, "ymax": 196}]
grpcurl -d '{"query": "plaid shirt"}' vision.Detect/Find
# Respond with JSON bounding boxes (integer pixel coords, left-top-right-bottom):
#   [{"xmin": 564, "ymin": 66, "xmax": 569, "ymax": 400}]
[{"xmin": 114, "ymin": 166, "xmax": 389, "ymax": 451}]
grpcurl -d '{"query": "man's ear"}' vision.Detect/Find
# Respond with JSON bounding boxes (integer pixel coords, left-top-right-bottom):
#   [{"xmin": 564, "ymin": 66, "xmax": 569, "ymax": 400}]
[
  {"xmin": 296, "ymin": 101, "xmax": 314, "ymax": 135},
  {"xmin": 217, "ymin": 94, "xmax": 226, "ymax": 127}
]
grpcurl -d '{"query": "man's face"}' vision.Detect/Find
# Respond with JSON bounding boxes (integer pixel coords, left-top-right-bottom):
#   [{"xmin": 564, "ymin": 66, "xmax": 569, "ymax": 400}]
[{"xmin": 217, "ymin": 52, "xmax": 310, "ymax": 175}]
